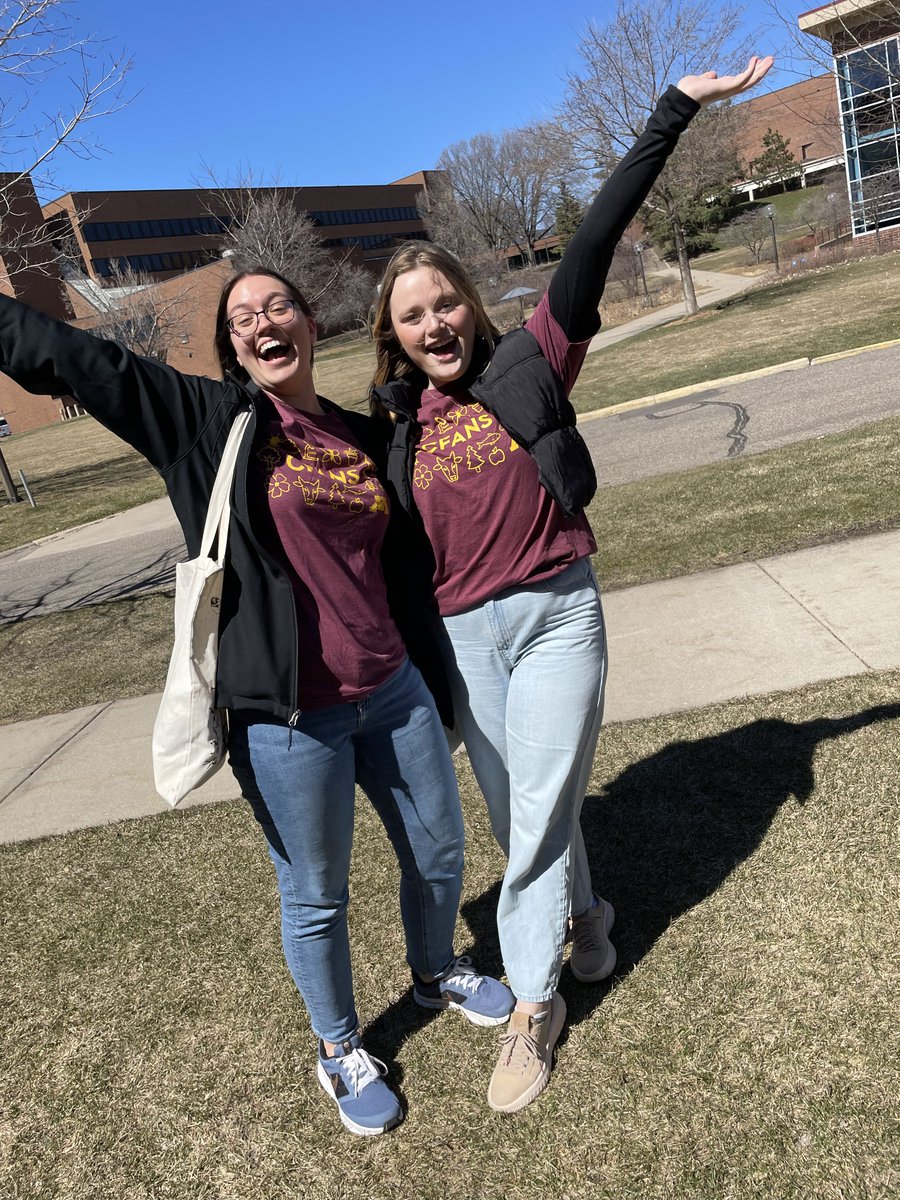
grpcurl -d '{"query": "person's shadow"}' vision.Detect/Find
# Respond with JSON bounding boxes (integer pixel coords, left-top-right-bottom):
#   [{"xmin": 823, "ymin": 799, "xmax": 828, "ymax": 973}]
[
  {"xmin": 565, "ymin": 702, "xmax": 900, "ymax": 1027},
  {"xmin": 363, "ymin": 703, "xmax": 900, "ymax": 1082}
]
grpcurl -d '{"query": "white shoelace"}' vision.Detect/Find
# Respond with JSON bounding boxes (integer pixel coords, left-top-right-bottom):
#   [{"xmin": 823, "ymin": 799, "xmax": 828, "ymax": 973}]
[
  {"xmin": 333, "ymin": 1046, "xmax": 388, "ymax": 1096},
  {"xmin": 440, "ymin": 955, "xmax": 483, "ymax": 994}
]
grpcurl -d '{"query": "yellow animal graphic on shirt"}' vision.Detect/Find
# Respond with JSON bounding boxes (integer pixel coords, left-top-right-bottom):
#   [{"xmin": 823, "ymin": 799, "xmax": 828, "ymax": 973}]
[
  {"xmin": 416, "ymin": 406, "xmax": 518, "ymax": 487},
  {"xmin": 256, "ymin": 432, "xmax": 389, "ymax": 516}
]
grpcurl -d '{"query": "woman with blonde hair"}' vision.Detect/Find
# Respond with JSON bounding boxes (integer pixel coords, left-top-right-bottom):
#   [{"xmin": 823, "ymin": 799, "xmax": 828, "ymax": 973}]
[{"xmin": 371, "ymin": 57, "xmax": 773, "ymax": 1113}]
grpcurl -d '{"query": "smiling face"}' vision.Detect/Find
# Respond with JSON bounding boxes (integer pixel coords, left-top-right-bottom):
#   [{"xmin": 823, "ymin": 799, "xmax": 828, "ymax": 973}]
[
  {"xmin": 226, "ymin": 274, "xmax": 318, "ymax": 408},
  {"xmin": 388, "ymin": 266, "xmax": 477, "ymax": 389}
]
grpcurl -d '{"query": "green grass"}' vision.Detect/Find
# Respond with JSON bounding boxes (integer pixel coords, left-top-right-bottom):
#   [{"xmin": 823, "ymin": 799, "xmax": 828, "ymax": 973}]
[
  {"xmin": 571, "ymin": 252, "xmax": 900, "ymax": 412},
  {"xmin": 693, "ymin": 186, "xmax": 832, "ymax": 274},
  {"xmin": 5, "ymin": 414, "xmax": 900, "ymax": 726},
  {"xmin": 0, "ymin": 417, "xmax": 165, "ymax": 552},
  {"xmin": 1, "ymin": 668, "xmax": 897, "ymax": 1199},
  {"xmin": 0, "ymin": 595, "xmax": 174, "ymax": 724},
  {"xmin": 588, "ymin": 414, "xmax": 900, "ymax": 589}
]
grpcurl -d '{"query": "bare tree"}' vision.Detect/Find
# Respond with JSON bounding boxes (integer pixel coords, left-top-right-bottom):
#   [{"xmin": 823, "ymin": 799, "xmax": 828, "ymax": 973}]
[
  {"xmin": 795, "ymin": 179, "xmax": 850, "ymax": 241},
  {"xmin": 417, "ymin": 182, "xmax": 497, "ymax": 282},
  {"xmin": 85, "ymin": 261, "xmax": 195, "ymax": 362},
  {"xmin": 720, "ymin": 207, "xmax": 774, "ymax": 262},
  {"xmin": 0, "ymin": 0, "xmax": 132, "ymax": 278},
  {"xmin": 434, "ymin": 120, "xmax": 576, "ymax": 272},
  {"xmin": 561, "ymin": 0, "xmax": 751, "ymax": 315},
  {"xmin": 315, "ymin": 263, "xmax": 376, "ymax": 339},
  {"xmin": 857, "ymin": 169, "xmax": 900, "ymax": 250},
  {"xmin": 207, "ymin": 177, "xmax": 349, "ymax": 305},
  {"xmin": 436, "ymin": 132, "xmax": 509, "ymax": 258},
  {"xmin": 497, "ymin": 122, "xmax": 574, "ymax": 267},
  {"xmin": 770, "ymin": 0, "xmax": 900, "ymax": 85}
]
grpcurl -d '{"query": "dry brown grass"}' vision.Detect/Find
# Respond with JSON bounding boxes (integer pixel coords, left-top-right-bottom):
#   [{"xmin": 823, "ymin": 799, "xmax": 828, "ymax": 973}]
[
  {"xmin": 571, "ymin": 251, "xmax": 900, "ymax": 413},
  {"xmin": 0, "ymin": 418, "xmax": 164, "ymax": 552},
  {"xmin": 1, "ymin": 670, "xmax": 897, "ymax": 1198}
]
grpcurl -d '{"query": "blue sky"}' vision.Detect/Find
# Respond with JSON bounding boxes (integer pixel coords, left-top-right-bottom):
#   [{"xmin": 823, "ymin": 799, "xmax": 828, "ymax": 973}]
[{"xmin": 21, "ymin": 0, "xmax": 807, "ymax": 201}]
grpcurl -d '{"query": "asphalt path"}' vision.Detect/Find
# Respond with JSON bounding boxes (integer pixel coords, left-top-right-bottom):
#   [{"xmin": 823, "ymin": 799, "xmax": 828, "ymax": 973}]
[
  {"xmin": 1, "ymin": 497, "xmax": 183, "ymax": 621},
  {"xmin": 581, "ymin": 342, "xmax": 900, "ymax": 488},
  {"xmin": 3, "ymin": 342, "xmax": 900, "ymax": 620}
]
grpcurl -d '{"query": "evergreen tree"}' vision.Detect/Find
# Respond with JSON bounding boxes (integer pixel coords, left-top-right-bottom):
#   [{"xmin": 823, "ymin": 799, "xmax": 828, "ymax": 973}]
[
  {"xmin": 554, "ymin": 182, "xmax": 585, "ymax": 255},
  {"xmin": 753, "ymin": 129, "xmax": 800, "ymax": 193}
]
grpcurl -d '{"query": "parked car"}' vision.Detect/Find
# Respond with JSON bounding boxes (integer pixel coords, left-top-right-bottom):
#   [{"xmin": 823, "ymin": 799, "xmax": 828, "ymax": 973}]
[{"xmin": 0, "ymin": 416, "xmax": 10, "ymax": 437}]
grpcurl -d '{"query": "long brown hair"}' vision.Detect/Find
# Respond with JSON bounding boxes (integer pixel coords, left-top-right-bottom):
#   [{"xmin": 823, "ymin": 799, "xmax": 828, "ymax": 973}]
[
  {"xmin": 370, "ymin": 242, "xmax": 499, "ymax": 393},
  {"xmin": 214, "ymin": 267, "xmax": 314, "ymax": 382}
]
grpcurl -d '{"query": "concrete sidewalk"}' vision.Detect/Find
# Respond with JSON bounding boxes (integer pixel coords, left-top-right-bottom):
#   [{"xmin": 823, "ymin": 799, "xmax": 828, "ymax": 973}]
[
  {"xmin": 586, "ymin": 267, "xmax": 754, "ymax": 353},
  {"xmin": 4, "ymin": 526, "xmax": 900, "ymax": 845}
]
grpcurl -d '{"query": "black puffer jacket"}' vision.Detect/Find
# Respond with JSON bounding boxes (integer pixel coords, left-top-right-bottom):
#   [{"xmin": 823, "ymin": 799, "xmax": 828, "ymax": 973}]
[{"xmin": 0, "ymin": 294, "xmax": 449, "ymax": 722}]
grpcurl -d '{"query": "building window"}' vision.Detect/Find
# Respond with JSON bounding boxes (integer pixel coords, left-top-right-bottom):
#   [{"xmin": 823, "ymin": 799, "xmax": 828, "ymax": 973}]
[{"xmin": 837, "ymin": 36, "xmax": 900, "ymax": 235}]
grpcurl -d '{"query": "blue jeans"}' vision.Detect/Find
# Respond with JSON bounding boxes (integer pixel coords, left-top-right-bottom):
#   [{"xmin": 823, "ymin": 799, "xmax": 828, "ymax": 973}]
[
  {"xmin": 227, "ymin": 658, "xmax": 464, "ymax": 1044},
  {"xmin": 441, "ymin": 558, "xmax": 607, "ymax": 1003}
]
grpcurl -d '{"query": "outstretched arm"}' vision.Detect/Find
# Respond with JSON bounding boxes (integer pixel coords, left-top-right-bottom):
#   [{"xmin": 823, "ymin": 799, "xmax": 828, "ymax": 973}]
[
  {"xmin": 547, "ymin": 55, "xmax": 774, "ymax": 342},
  {"xmin": 0, "ymin": 293, "xmax": 225, "ymax": 472}
]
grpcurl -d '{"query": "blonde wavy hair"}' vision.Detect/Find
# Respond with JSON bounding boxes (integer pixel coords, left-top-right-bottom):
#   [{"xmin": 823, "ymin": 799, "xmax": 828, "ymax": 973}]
[{"xmin": 370, "ymin": 242, "xmax": 500, "ymax": 398}]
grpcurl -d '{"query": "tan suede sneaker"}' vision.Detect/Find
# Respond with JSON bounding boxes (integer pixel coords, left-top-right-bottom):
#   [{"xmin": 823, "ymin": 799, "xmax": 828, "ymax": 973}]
[
  {"xmin": 569, "ymin": 897, "xmax": 617, "ymax": 983},
  {"xmin": 487, "ymin": 991, "xmax": 567, "ymax": 1113}
]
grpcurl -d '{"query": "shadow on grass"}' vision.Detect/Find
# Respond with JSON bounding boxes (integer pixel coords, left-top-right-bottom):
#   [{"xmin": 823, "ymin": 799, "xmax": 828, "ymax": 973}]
[
  {"xmin": 566, "ymin": 702, "xmax": 900, "ymax": 1028},
  {"xmin": 363, "ymin": 702, "xmax": 900, "ymax": 1067}
]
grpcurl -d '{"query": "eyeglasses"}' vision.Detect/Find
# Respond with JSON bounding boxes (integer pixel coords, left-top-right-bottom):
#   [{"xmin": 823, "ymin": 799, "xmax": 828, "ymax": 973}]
[{"xmin": 226, "ymin": 299, "xmax": 296, "ymax": 336}]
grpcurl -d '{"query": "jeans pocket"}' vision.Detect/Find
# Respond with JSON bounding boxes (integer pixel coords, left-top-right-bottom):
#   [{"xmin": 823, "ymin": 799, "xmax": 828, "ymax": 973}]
[{"xmin": 528, "ymin": 557, "xmax": 594, "ymax": 595}]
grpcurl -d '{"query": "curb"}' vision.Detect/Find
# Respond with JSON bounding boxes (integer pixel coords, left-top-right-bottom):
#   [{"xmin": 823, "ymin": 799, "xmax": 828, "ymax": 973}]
[
  {"xmin": 576, "ymin": 336, "xmax": 900, "ymax": 423},
  {"xmin": 810, "ymin": 336, "xmax": 900, "ymax": 365}
]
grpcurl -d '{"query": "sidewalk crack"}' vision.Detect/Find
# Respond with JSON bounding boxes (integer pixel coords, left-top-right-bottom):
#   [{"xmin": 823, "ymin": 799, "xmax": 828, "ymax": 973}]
[
  {"xmin": 0, "ymin": 703, "xmax": 113, "ymax": 806},
  {"xmin": 755, "ymin": 562, "xmax": 873, "ymax": 670}
]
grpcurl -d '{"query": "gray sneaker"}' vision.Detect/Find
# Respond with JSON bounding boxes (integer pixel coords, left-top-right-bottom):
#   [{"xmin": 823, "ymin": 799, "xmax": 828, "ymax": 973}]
[{"xmin": 569, "ymin": 897, "xmax": 616, "ymax": 983}]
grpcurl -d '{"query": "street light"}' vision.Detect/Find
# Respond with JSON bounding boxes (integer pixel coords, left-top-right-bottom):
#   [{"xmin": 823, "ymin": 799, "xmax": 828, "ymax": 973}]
[
  {"xmin": 633, "ymin": 241, "xmax": 650, "ymax": 302},
  {"xmin": 827, "ymin": 192, "xmax": 839, "ymax": 241},
  {"xmin": 764, "ymin": 204, "xmax": 780, "ymax": 272}
]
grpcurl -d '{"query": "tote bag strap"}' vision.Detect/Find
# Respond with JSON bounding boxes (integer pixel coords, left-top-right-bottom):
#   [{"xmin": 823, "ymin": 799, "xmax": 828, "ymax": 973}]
[{"xmin": 198, "ymin": 408, "xmax": 251, "ymax": 563}]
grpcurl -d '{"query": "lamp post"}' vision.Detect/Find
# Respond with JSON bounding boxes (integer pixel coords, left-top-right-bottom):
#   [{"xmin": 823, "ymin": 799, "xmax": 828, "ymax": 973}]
[
  {"xmin": 0, "ymin": 446, "xmax": 20, "ymax": 503},
  {"xmin": 827, "ymin": 192, "xmax": 839, "ymax": 241},
  {"xmin": 633, "ymin": 241, "xmax": 650, "ymax": 302},
  {"xmin": 764, "ymin": 204, "xmax": 780, "ymax": 272}
]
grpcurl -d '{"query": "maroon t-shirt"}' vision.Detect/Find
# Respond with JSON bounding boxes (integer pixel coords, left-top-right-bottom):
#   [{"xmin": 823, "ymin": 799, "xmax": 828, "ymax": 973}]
[
  {"xmin": 249, "ymin": 396, "xmax": 405, "ymax": 708},
  {"xmin": 413, "ymin": 295, "xmax": 596, "ymax": 616}
]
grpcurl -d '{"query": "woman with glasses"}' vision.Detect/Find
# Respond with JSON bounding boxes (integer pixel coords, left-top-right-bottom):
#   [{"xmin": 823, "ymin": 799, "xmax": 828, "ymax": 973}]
[
  {"xmin": 370, "ymin": 58, "xmax": 773, "ymax": 1114},
  {"xmin": 0, "ymin": 266, "xmax": 512, "ymax": 1138}
]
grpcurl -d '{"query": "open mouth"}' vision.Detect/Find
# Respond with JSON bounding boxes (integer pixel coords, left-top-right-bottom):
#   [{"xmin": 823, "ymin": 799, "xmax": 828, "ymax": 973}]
[
  {"xmin": 258, "ymin": 338, "xmax": 293, "ymax": 364},
  {"xmin": 426, "ymin": 337, "xmax": 459, "ymax": 363}
]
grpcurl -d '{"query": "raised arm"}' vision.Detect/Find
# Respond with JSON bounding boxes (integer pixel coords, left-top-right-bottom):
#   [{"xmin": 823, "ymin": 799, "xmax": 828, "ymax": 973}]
[
  {"xmin": 548, "ymin": 55, "xmax": 774, "ymax": 342},
  {"xmin": 0, "ymin": 292, "xmax": 227, "ymax": 472}
]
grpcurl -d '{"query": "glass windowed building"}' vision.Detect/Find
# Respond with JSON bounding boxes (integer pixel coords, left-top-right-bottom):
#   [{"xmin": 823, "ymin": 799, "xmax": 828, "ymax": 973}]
[{"xmin": 800, "ymin": 1, "xmax": 900, "ymax": 236}]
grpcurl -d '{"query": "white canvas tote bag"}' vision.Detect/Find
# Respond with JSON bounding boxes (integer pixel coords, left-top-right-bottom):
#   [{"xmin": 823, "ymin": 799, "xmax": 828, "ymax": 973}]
[{"xmin": 152, "ymin": 409, "xmax": 250, "ymax": 807}]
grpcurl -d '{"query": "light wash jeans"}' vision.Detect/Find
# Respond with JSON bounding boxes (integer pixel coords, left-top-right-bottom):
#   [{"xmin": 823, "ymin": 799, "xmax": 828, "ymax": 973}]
[
  {"xmin": 227, "ymin": 657, "xmax": 464, "ymax": 1044},
  {"xmin": 441, "ymin": 558, "xmax": 607, "ymax": 1003}
]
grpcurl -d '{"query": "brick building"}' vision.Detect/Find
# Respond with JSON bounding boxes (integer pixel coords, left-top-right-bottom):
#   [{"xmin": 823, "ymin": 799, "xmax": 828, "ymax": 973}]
[
  {"xmin": 42, "ymin": 175, "xmax": 444, "ymax": 285},
  {"xmin": 733, "ymin": 74, "xmax": 844, "ymax": 196}
]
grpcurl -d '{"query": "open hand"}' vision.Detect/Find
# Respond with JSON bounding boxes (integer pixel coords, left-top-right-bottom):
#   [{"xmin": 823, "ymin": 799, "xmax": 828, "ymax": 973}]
[{"xmin": 677, "ymin": 55, "xmax": 774, "ymax": 107}]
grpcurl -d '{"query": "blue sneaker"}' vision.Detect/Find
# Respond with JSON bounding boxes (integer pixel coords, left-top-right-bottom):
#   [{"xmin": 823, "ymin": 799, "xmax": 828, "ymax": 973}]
[
  {"xmin": 316, "ymin": 1033, "xmax": 403, "ymax": 1137},
  {"xmin": 412, "ymin": 955, "xmax": 514, "ymax": 1027}
]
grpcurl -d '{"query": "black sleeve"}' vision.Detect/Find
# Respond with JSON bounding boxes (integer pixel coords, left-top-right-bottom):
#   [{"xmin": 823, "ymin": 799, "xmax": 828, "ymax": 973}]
[
  {"xmin": 547, "ymin": 85, "xmax": 701, "ymax": 342},
  {"xmin": 0, "ymin": 293, "xmax": 224, "ymax": 472}
]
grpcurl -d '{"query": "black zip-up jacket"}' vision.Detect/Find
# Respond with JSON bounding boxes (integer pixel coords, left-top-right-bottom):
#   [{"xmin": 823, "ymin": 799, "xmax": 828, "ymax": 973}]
[
  {"xmin": 0, "ymin": 295, "xmax": 444, "ymax": 722},
  {"xmin": 372, "ymin": 86, "xmax": 700, "ymax": 518}
]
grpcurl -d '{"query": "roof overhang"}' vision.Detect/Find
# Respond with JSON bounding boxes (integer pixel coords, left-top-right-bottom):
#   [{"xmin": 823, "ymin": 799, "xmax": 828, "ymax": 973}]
[{"xmin": 798, "ymin": 0, "xmax": 897, "ymax": 40}]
